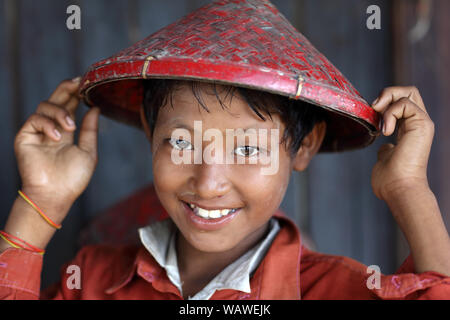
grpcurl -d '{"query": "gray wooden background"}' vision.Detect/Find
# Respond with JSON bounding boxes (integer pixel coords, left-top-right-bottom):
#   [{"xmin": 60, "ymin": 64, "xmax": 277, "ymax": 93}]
[{"xmin": 1, "ymin": 0, "xmax": 449, "ymax": 290}]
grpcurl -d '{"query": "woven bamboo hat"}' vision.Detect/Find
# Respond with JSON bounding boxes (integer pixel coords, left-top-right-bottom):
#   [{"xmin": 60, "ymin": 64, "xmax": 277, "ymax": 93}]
[{"xmin": 79, "ymin": 0, "xmax": 381, "ymax": 152}]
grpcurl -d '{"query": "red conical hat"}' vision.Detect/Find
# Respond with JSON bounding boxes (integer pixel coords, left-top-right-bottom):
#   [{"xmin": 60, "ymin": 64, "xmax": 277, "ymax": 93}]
[{"xmin": 79, "ymin": 0, "xmax": 381, "ymax": 152}]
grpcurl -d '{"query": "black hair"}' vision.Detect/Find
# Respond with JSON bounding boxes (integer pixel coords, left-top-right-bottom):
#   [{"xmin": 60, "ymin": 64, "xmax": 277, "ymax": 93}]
[{"xmin": 142, "ymin": 79, "xmax": 328, "ymax": 157}]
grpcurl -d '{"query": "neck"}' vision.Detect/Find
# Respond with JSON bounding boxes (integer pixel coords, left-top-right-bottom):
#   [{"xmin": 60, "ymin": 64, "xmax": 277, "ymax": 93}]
[{"xmin": 176, "ymin": 221, "xmax": 270, "ymax": 298}]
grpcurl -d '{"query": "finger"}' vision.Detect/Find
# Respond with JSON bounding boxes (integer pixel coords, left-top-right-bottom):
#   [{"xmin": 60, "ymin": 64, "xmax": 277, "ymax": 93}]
[
  {"xmin": 372, "ymin": 86, "xmax": 426, "ymax": 114},
  {"xmin": 381, "ymin": 98, "xmax": 434, "ymax": 172},
  {"xmin": 64, "ymin": 93, "xmax": 81, "ymax": 118},
  {"xmin": 78, "ymin": 107, "xmax": 101, "ymax": 160},
  {"xmin": 36, "ymin": 101, "xmax": 77, "ymax": 132},
  {"xmin": 22, "ymin": 114, "xmax": 63, "ymax": 142},
  {"xmin": 57, "ymin": 89, "xmax": 81, "ymax": 119},
  {"xmin": 47, "ymin": 78, "xmax": 81, "ymax": 113},
  {"xmin": 382, "ymin": 97, "xmax": 433, "ymax": 137}
]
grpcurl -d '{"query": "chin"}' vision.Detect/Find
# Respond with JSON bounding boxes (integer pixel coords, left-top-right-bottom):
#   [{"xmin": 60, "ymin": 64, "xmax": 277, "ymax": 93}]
[{"xmin": 184, "ymin": 229, "xmax": 240, "ymax": 253}]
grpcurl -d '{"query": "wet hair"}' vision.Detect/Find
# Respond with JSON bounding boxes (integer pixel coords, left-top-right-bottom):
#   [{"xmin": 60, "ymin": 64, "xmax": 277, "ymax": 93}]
[{"xmin": 142, "ymin": 79, "xmax": 328, "ymax": 157}]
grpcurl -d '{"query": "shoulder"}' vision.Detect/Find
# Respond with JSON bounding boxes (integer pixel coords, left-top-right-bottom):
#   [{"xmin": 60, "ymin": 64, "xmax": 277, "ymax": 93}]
[
  {"xmin": 78, "ymin": 183, "xmax": 168, "ymax": 246},
  {"xmin": 42, "ymin": 243, "xmax": 142, "ymax": 299},
  {"xmin": 71, "ymin": 243, "xmax": 140, "ymax": 273},
  {"xmin": 66, "ymin": 243, "xmax": 140, "ymax": 292},
  {"xmin": 300, "ymin": 246, "xmax": 376, "ymax": 299},
  {"xmin": 301, "ymin": 246, "xmax": 369, "ymax": 275}
]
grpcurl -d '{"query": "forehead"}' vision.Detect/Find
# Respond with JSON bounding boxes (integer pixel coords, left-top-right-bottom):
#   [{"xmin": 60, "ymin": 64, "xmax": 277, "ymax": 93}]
[{"xmin": 155, "ymin": 81, "xmax": 283, "ymax": 130}]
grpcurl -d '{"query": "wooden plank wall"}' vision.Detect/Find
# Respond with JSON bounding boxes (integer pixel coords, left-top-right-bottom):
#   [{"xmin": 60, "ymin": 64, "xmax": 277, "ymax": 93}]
[
  {"xmin": 2, "ymin": 0, "xmax": 439, "ymax": 290},
  {"xmin": 301, "ymin": 0, "xmax": 397, "ymax": 274},
  {"xmin": 392, "ymin": 0, "xmax": 450, "ymax": 266}
]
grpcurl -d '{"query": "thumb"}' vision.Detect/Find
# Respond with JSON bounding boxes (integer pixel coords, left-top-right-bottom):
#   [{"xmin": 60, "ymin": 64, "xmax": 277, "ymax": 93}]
[{"xmin": 78, "ymin": 107, "xmax": 100, "ymax": 159}]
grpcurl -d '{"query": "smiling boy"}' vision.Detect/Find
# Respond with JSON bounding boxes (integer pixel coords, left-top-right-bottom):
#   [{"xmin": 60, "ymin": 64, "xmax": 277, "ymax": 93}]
[
  {"xmin": 141, "ymin": 79, "xmax": 327, "ymax": 298},
  {"xmin": 1, "ymin": 0, "xmax": 450, "ymax": 300}
]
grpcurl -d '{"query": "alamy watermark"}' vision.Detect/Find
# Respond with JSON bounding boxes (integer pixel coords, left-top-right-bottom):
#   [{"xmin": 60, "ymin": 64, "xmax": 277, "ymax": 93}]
[
  {"xmin": 366, "ymin": 265, "xmax": 381, "ymax": 289},
  {"xmin": 366, "ymin": 5, "xmax": 381, "ymax": 30},
  {"xmin": 66, "ymin": 5, "xmax": 81, "ymax": 30},
  {"xmin": 66, "ymin": 264, "xmax": 81, "ymax": 290}
]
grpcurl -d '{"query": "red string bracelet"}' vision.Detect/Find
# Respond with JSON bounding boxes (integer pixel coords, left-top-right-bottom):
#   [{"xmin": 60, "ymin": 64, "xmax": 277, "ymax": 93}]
[
  {"xmin": 0, "ymin": 231, "xmax": 45, "ymax": 255},
  {"xmin": 18, "ymin": 190, "xmax": 62, "ymax": 229}
]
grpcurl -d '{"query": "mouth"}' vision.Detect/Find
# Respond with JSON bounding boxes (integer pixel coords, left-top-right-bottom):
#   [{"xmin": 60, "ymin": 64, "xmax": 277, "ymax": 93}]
[
  {"xmin": 181, "ymin": 200, "xmax": 242, "ymax": 231},
  {"xmin": 182, "ymin": 201, "xmax": 239, "ymax": 219}
]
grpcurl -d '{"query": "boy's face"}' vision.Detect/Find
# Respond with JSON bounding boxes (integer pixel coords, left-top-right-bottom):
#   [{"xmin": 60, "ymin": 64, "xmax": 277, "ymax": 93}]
[{"xmin": 141, "ymin": 82, "xmax": 326, "ymax": 253}]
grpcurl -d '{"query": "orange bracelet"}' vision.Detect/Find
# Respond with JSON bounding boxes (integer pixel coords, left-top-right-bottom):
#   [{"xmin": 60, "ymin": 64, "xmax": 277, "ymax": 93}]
[
  {"xmin": 0, "ymin": 231, "xmax": 45, "ymax": 255},
  {"xmin": 18, "ymin": 190, "xmax": 62, "ymax": 229}
]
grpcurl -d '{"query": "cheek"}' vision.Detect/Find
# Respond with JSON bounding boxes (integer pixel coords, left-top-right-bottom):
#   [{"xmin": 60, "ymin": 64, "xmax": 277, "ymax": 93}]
[
  {"xmin": 249, "ymin": 174, "xmax": 288, "ymax": 215},
  {"xmin": 226, "ymin": 165, "xmax": 290, "ymax": 234},
  {"xmin": 238, "ymin": 159, "xmax": 291, "ymax": 210},
  {"xmin": 152, "ymin": 150, "xmax": 189, "ymax": 198}
]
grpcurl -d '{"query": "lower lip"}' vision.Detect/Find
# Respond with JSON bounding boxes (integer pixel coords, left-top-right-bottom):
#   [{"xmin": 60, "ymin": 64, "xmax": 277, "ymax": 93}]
[{"xmin": 182, "ymin": 201, "xmax": 241, "ymax": 231}]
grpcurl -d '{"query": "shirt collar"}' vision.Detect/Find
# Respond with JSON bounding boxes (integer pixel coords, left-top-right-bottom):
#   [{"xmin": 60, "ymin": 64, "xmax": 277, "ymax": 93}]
[
  {"xmin": 104, "ymin": 211, "xmax": 302, "ymax": 299},
  {"xmin": 137, "ymin": 217, "xmax": 280, "ymax": 299},
  {"xmin": 137, "ymin": 219, "xmax": 182, "ymax": 292}
]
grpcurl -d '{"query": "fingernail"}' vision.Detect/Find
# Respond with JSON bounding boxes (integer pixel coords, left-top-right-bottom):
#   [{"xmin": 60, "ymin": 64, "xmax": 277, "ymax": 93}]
[
  {"xmin": 72, "ymin": 76, "xmax": 81, "ymax": 83},
  {"xmin": 372, "ymin": 98, "xmax": 379, "ymax": 106},
  {"xmin": 65, "ymin": 116, "xmax": 75, "ymax": 127},
  {"xmin": 382, "ymin": 123, "xmax": 386, "ymax": 134},
  {"xmin": 54, "ymin": 129, "xmax": 61, "ymax": 139}
]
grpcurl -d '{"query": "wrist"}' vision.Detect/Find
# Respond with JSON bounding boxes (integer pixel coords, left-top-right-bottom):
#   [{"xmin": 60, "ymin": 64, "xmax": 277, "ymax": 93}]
[
  {"xmin": 383, "ymin": 180, "xmax": 435, "ymax": 227},
  {"xmin": 0, "ymin": 240, "xmax": 14, "ymax": 253},
  {"xmin": 19, "ymin": 187, "xmax": 73, "ymax": 221},
  {"xmin": 2, "ymin": 194, "xmax": 68, "ymax": 251},
  {"xmin": 381, "ymin": 177, "xmax": 430, "ymax": 204}
]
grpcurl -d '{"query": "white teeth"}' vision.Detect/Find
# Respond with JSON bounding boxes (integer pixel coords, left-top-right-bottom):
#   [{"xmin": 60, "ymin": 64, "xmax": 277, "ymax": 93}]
[
  {"xmin": 196, "ymin": 207, "xmax": 210, "ymax": 218},
  {"xmin": 209, "ymin": 210, "xmax": 221, "ymax": 218},
  {"xmin": 188, "ymin": 203, "xmax": 237, "ymax": 219}
]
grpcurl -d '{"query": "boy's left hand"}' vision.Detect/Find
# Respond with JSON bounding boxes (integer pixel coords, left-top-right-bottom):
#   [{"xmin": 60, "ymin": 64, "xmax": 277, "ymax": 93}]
[{"xmin": 370, "ymin": 86, "xmax": 434, "ymax": 202}]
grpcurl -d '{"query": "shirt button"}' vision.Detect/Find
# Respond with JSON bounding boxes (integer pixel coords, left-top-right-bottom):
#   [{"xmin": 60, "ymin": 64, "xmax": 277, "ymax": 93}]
[
  {"xmin": 391, "ymin": 276, "xmax": 401, "ymax": 289},
  {"xmin": 238, "ymin": 293, "xmax": 251, "ymax": 299},
  {"xmin": 143, "ymin": 272, "xmax": 155, "ymax": 281}
]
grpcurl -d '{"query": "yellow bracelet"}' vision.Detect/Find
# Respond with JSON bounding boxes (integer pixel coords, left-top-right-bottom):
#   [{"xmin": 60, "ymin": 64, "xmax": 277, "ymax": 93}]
[
  {"xmin": 0, "ymin": 232, "xmax": 21, "ymax": 249},
  {"xmin": 18, "ymin": 190, "xmax": 62, "ymax": 229}
]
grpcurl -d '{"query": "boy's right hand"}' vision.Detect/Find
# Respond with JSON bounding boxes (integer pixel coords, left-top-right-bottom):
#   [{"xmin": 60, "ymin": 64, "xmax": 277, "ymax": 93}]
[{"xmin": 14, "ymin": 78, "xmax": 100, "ymax": 219}]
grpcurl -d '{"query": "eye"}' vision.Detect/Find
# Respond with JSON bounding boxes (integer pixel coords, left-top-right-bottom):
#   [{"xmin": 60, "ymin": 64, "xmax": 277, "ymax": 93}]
[
  {"xmin": 234, "ymin": 146, "xmax": 259, "ymax": 157},
  {"xmin": 168, "ymin": 138, "xmax": 193, "ymax": 150}
]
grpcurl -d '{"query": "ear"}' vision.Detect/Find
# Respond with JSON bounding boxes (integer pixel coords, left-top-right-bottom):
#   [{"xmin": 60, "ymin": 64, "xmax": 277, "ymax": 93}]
[
  {"xmin": 140, "ymin": 105, "xmax": 152, "ymax": 142},
  {"xmin": 292, "ymin": 121, "xmax": 327, "ymax": 172}
]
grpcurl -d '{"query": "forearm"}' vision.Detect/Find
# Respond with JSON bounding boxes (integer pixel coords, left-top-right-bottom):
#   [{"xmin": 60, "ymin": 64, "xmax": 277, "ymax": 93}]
[{"xmin": 385, "ymin": 183, "xmax": 450, "ymax": 276}]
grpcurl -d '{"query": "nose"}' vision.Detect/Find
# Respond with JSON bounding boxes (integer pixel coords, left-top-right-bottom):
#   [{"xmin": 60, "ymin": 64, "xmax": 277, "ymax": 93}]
[{"xmin": 191, "ymin": 162, "xmax": 231, "ymax": 199}]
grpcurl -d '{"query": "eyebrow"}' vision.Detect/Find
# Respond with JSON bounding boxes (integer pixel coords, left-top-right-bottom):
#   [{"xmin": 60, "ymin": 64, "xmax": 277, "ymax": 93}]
[{"xmin": 166, "ymin": 122, "xmax": 193, "ymax": 131}]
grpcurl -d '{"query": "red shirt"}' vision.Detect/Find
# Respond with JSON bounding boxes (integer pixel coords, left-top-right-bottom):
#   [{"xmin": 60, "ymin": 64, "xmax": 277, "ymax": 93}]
[{"xmin": 0, "ymin": 211, "xmax": 449, "ymax": 300}]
